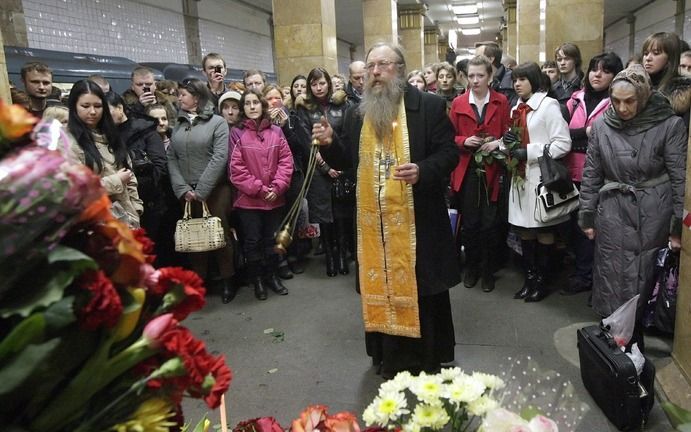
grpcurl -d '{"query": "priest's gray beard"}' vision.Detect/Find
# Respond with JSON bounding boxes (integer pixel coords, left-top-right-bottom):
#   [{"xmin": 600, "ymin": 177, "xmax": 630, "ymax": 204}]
[{"xmin": 359, "ymin": 75, "xmax": 405, "ymax": 142}]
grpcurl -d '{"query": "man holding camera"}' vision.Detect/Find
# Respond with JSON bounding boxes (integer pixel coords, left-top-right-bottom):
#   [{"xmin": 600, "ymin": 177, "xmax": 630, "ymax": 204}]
[
  {"xmin": 122, "ymin": 66, "xmax": 176, "ymax": 125},
  {"xmin": 203, "ymin": 53, "xmax": 229, "ymax": 112}
]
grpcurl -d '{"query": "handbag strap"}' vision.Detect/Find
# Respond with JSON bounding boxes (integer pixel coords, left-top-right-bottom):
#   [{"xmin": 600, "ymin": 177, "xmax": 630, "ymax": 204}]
[
  {"xmin": 201, "ymin": 201, "xmax": 212, "ymax": 218},
  {"xmin": 183, "ymin": 200, "xmax": 192, "ymax": 219}
]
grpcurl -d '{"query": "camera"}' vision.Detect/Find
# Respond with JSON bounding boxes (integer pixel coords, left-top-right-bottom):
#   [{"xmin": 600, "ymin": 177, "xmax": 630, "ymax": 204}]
[
  {"xmin": 142, "ymin": 86, "xmax": 151, "ymax": 94},
  {"xmin": 214, "ymin": 65, "xmax": 222, "ymax": 74}
]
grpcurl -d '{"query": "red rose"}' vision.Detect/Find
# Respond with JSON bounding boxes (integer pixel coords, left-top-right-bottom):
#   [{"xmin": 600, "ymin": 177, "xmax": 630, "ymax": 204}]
[
  {"xmin": 132, "ymin": 228, "xmax": 156, "ymax": 263},
  {"xmin": 75, "ymin": 270, "xmax": 123, "ymax": 330},
  {"xmin": 234, "ymin": 417, "xmax": 283, "ymax": 432}
]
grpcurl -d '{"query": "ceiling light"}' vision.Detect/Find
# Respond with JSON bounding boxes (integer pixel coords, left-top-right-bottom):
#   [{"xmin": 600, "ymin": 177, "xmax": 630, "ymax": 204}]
[
  {"xmin": 460, "ymin": 28, "xmax": 482, "ymax": 35},
  {"xmin": 456, "ymin": 16, "xmax": 479, "ymax": 25},
  {"xmin": 452, "ymin": 5, "xmax": 477, "ymax": 15}
]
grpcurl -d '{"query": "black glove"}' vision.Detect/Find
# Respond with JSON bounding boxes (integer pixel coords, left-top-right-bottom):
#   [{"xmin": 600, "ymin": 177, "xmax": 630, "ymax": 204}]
[
  {"xmin": 510, "ymin": 148, "xmax": 527, "ymax": 161},
  {"xmin": 503, "ymin": 130, "xmax": 519, "ymax": 146}
]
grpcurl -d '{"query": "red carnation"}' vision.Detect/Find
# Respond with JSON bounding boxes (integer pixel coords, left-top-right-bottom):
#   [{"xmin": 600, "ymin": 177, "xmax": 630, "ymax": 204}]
[
  {"xmin": 153, "ymin": 267, "xmax": 207, "ymax": 320},
  {"xmin": 201, "ymin": 354, "xmax": 232, "ymax": 409},
  {"xmin": 132, "ymin": 228, "xmax": 156, "ymax": 263},
  {"xmin": 75, "ymin": 269, "xmax": 123, "ymax": 330}
]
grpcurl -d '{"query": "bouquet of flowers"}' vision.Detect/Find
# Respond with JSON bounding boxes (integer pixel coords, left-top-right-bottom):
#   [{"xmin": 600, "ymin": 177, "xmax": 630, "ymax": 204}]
[
  {"xmin": 503, "ymin": 126, "xmax": 526, "ymax": 193},
  {"xmin": 232, "ymin": 404, "xmax": 360, "ymax": 432},
  {"xmin": 362, "ymin": 368, "xmax": 559, "ymax": 432},
  {"xmin": 0, "ymin": 102, "xmax": 232, "ymax": 431}
]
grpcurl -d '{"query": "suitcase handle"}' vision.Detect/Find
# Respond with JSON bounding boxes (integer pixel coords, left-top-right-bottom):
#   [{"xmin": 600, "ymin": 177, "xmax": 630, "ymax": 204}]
[{"xmin": 598, "ymin": 323, "xmax": 620, "ymax": 350}]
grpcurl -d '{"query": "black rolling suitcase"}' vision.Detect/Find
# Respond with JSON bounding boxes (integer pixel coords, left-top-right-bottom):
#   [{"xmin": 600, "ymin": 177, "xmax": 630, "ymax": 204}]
[{"xmin": 576, "ymin": 325, "xmax": 655, "ymax": 431}]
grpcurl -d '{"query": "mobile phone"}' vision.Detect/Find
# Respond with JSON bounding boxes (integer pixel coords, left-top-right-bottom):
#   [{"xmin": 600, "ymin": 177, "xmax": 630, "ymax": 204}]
[
  {"xmin": 143, "ymin": 86, "xmax": 151, "ymax": 93},
  {"xmin": 214, "ymin": 65, "xmax": 222, "ymax": 74}
]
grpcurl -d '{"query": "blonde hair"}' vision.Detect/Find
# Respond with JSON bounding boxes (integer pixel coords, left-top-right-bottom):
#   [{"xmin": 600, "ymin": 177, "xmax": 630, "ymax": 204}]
[{"xmin": 43, "ymin": 105, "xmax": 69, "ymax": 125}]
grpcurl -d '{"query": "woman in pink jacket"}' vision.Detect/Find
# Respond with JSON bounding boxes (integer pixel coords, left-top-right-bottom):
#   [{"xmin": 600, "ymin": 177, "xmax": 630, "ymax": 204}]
[
  {"xmin": 562, "ymin": 52, "xmax": 623, "ymax": 296},
  {"xmin": 230, "ymin": 89, "xmax": 294, "ymax": 301}
]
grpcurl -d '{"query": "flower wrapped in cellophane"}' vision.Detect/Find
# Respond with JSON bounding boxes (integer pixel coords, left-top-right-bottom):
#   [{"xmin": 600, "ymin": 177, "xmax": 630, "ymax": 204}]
[{"xmin": 0, "ymin": 104, "xmax": 232, "ymax": 431}]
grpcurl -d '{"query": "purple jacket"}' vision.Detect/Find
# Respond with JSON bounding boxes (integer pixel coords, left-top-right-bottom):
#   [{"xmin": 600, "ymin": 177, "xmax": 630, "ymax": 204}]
[{"xmin": 229, "ymin": 118, "xmax": 293, "ymax": 210}]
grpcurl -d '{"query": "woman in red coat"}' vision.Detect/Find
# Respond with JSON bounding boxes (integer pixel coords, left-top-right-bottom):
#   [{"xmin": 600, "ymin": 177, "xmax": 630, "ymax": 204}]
[{"xmin": 449, "ymin": 55, "xmax": 511, "ymax": 292}]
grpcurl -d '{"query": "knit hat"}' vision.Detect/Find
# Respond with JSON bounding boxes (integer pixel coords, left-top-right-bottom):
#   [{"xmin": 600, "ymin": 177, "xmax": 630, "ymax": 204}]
[{"xmin": 218, "ymin": 91, "xmax": 242, "ymax": 111}]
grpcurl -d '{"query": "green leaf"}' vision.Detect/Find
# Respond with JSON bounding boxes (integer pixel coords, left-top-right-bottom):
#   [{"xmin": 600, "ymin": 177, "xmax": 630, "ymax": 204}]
[
  {"xmin": 47, "ymin": 245, "xmax": 93, "ymax": 264},
  {"xmin": 192, "ymin": 414, "xmax": 209, "ymax": 432},
  {"xmin": 0, "ymin": 339, "xmax": 60, "ymax": 397},
  {"xmin": 481, "ymin": 151, "xmax": 490, "ymax": 157},
  {"xmin": 493, "ymin": 152, "xmax": 506, "ymax": 160},
  {"xmin": 0, "ymin": 248, "xmax": 96, "ymax": 318},
  {"xmin": 0, "ymin": 313, "xmax": 46, "ymax": 361},
  {"xmin": 520, "ymin": 405, "xmax": 542, "ymax": 421},
  {"xmin": 474, "ymin": 153, "xmax": 483, "ymax": 164},
  {"xmin": 487, "ymin": 155, "xmax": 494, "ymax": 164},
  {"xmin": 44, "ymin": 296, "xmax": 76, "ymax": 332},
  {"xmin": 662, "ymin": 402, "xmax": 691, "ymax": 428}
]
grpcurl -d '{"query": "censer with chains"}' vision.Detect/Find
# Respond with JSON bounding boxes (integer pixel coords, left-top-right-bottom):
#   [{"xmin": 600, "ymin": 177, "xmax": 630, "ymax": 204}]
[{"xmin": 273, "ymin": 136, "xmax": 321, "ymax": 254}]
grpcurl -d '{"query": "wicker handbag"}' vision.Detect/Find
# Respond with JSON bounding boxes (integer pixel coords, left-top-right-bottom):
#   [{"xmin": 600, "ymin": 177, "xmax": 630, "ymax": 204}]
[{"xmin": 175, "ymin": 200, "xmax": 226, "ymax": 252}]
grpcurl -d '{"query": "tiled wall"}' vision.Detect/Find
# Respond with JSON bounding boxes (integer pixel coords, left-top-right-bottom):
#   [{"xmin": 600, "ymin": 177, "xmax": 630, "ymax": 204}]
[
  {"xmin": 199, "ymin": 19, "xmax": 273, "ymax": 73},
  {"xmin": 23, "ymin": 0, "xmax": 188, "ymax": 63}
]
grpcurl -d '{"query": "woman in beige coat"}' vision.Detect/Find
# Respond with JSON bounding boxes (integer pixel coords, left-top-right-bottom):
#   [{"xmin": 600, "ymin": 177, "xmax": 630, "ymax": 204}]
[
  {"xmin": 503, "ymin": 63, "xmax": 571, "ymax": 302},
  {"xmin": 67, "ymin": 79, "xmax": 143, "ymax": 227}
]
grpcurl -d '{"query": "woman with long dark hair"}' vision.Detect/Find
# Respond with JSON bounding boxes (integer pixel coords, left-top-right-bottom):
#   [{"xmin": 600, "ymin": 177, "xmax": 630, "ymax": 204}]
[
  {"xmin": 295, "ymin": 67, "xmax": 350, "ymax": 277},
  {"xmin": 67, "ymin": 79, "xmax": 142, "ymax": 227}
]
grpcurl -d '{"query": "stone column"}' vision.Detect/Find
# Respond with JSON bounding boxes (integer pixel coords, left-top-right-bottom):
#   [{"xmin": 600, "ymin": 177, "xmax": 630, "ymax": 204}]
[
  {"xmin": 398, "ymin": 5, "xmax": 425, "ymax": 71},
  {"xmin": 627, "ymin": 14, "xmax": 636, "ymax": 60},
  {"xmin": 544, "ymin": 0, "xmax": 604, "ymax": 69},
  {"xmin": 438, "ymin": 36, "xmax": 448, "ymax": 65},
  {"xmin": 515, "ymin": 0, "xmax": 539, "ymax": 63},
  {"xmin": 272, "ymin": 0, "xmax": 338, "ymax": 85},
  {"xmin": 363, "ymin": 0, "xmax": 397, "ymax": 50},
  {"xmin": 182, "ymin": 0, "xmax": 202, "ymax": 66},
  {"xmin": 0, "ymin": 0, "xmax": 28, "ymax": 48},
  {"xmin": 504, "ymin": 0, "xmax": 517, "ymax": 59},
  {"xmin": 0, "ymin": 25, "xmax": 10, "ymax": 104},
  {"xmin": 424, "ymin": 28, "xmax": 440, "ymax": 65}
]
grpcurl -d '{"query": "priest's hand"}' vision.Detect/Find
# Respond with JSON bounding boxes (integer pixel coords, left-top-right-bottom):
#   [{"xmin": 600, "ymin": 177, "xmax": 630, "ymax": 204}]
[
  {"xmin": 393, "ymin": 163, "xmax": 420, "ymax": 185},
  {"xmin": 311, "ymin": 116, "xmax": 333, "ymax": 146}
]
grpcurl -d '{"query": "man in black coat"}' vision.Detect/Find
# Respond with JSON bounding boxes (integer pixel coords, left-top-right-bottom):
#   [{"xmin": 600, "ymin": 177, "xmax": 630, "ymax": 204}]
[{"xmin": 314, "ymin": 42, "xmax": 461, "ymax": 378}]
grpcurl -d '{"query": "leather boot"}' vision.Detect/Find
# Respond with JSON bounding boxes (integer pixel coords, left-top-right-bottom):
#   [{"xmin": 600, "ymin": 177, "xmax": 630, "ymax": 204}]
[
  {"xmin": 264, "ymin": 274, "xmax": 289, "ymax": 295},
  {"xmin": 248, "ymin": 261, "xmax": 267, "ymax": 300},
  {"xmin": 463, "ymin": 237, "xmax": 480, "ymax": 288},
  {"xmin": 514, "ymin": 239, "xmax": 537, "ymax": 299},
  {"xmin": 221, "ymin": 279, "xmax": 237, "ymax": 303},
  {"xmin": 253, "ymin": 277, "xmax": 267, "ymax": 300},
  {"xmin": 526, "ymin": 243, "xmax": 551, "ymax": 302}
]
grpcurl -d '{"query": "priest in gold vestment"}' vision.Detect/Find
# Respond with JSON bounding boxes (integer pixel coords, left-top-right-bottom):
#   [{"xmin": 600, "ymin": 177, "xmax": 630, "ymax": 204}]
[{"xmin": 315, "ymin": 43, "xmax": 461, "ymax": 377}]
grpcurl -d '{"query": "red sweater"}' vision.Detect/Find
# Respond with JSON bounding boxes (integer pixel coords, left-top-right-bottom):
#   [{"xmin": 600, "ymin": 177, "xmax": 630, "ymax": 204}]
[{"xmin": 448, "ymin": 89, "xmax": 510, "ymax": 201}]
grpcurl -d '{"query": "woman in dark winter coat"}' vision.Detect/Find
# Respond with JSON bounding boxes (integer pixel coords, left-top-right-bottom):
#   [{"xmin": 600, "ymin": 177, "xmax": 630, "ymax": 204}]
[
  {"xmin": 107, "ymin": 92, "xmax": 167, "ymax": 239},
  {"xmin": 295, "ymin": 67, "xmax": 350, "ymax": 277},
  {"xmin": 579, "ymin": 64, "xmax": 687, "ymax": 350},
  {"xmin": 561, "ymin": 52, "xmax": 623, "ymax": 296},
  {"xmin": 167, "ymin": 79, "xmax": 236, "ymax": 302},
  {"xmin": 230, "ymin": 89, "xmax": 293, "ymax": 301}
]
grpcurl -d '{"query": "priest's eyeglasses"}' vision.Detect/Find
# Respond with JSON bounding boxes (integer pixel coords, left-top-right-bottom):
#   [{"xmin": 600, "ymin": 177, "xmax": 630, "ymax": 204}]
[{"xmin": 365, "ymin": 60, "xmax": 400, "ymax": 71}]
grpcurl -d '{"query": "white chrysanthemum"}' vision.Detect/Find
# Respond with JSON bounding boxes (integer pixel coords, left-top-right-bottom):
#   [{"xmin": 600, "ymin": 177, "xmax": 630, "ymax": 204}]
[
  {"xmin": 380, "ymin": 371, "xmax": 413, "ymax": 395},
  {"xmin": 410, "ymin": 372, "xmax": 444, "ymax": 405},
  {"xmin": 411, "ymin": 404, "xmax": 450, "ymax": 430},
  {"xmin": 444, "ymin": 375, "xmax": 486, "ymax": 404},
  {"xmin": 467, "ymin": 396, "xmax": 499, "ymax": 417},
  {"xmin": 401, "ymin": 420, "xmax": 422, "ymax": 432},
  {"xmin": 471, "ymin": 372, "xmax": 506, "ymax": 391},
  {"xmin": 439, "ymin": 367, "xmax": 463, "ymax": 382},
  {"xmin": 365, "ymin": 391, "xmax": 410, "ymax": 425}
]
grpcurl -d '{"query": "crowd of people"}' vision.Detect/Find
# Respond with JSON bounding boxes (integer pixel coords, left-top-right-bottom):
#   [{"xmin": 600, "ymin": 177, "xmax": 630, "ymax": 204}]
[{"xmin": 11, "ymin": 30, "xmax": 690, "ymax": 376}]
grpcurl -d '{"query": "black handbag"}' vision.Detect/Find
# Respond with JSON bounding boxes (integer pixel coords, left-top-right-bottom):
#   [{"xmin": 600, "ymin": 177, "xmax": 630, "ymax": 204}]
[
  {"xmin": 332, "ymin": 176, "xmax": 355, "ymax": 202},
  {"xmin": 131, "ymin": 150, "xmax": 154, "ymax": 175},
  {"xmin": 538, "ymin": 143, "xmax": 574, "ymax": 194}
]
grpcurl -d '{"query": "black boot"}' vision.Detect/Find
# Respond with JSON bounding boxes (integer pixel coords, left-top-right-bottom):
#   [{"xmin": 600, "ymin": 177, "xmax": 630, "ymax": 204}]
[
  {"xmin": 514, "ymin": 239, "xmax": 537, "ymax": 299},
  {"xmin": 480, "ymin": 239, "xmax": 496, "ymax": 292},
  {"xmin": 248, "ymin": 261, "xmax": 267, "ymax": 300},
  {"xmin": 264, "ymin": 274, "xmax": 289, "ymax": 295},
  {"xmin": 463, "ymin": 238, "xmax": 480, "ymax": 288},
  {"xmin": 222, "ymin": 279, "xmax": 237, "ymax": 303},
  {"xmin": 323, "ymin": 223, "xmax": 338, "ymax": 277},
  {"xmin": 526, "ymin": 243, "xmax": 551, "ymax": 303},
  {"xmin": 336, "ymin": 220, "xmax": 349, "ymax": 275}
]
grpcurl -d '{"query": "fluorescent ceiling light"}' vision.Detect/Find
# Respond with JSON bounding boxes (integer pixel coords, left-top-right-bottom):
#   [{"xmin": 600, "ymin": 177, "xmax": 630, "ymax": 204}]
[
  {"xmin": 456, "ymin": 16, "xmax": 479, "ymax": 25},
  {"xmin": 460, "ymin": 28, "xmax": 481, "ymax": 35},
  {"xmin": 452, "ymin": 5, "xmax": 477, "ymax": 15}
]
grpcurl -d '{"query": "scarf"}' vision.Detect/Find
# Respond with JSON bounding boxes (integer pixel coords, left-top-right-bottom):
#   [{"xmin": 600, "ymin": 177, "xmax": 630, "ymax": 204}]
[
  {"xmin": 602, "ymin": 91, "xmax": 675, "ymax": 135},
  {"xmin": 356, "ymin": 99, "xmax": 420, "ymax": 338},
  {"xmin": 511, "ymin": 102, "xmax": 532, "ymax": 177}
]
